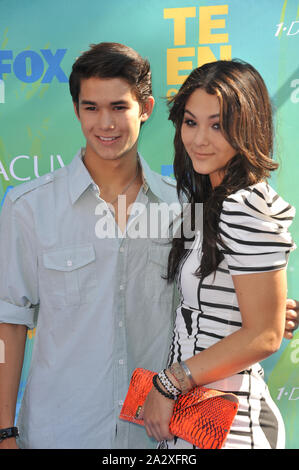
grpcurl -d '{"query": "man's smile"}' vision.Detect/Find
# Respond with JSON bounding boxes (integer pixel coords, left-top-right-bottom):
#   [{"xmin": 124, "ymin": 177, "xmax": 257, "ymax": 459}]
[{"xmin": 96, "ymin": 135, "xmax": 120, "ymax": 144}]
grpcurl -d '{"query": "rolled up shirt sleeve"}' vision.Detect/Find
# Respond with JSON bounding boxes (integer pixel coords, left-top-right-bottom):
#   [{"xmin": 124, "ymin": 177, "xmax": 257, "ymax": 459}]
[{"xmin": 0, "ymin": 194, "xmax": 39, "ymax": 329}]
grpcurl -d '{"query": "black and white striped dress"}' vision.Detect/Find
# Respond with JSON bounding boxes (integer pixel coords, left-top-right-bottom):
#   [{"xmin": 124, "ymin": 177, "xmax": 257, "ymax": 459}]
[{"xmin": 160, "ymin": 183, "xmax": 296, "ymax": 449}]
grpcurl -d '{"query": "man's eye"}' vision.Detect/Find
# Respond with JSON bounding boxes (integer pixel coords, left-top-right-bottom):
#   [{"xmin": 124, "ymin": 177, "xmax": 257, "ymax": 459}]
[{"xmin": 85, "ymin": 106, "xmax": 96, "ymax": 111}]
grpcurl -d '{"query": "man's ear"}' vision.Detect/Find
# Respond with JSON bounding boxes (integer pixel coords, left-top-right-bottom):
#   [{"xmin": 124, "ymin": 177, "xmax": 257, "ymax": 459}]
[
  {"xmin": 73, "ymin": 101, "xmax": 80, "ymax": 120},
  {"xmin": 140, "ymin": 96, "xmax": 155, "ymax": 123}
]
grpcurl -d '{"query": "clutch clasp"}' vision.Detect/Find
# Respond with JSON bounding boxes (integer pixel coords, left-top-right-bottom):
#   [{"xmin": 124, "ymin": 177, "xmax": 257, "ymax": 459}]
[{"xmin": 135, "ymin": 405, "xmax": 143, "ymax": 418}]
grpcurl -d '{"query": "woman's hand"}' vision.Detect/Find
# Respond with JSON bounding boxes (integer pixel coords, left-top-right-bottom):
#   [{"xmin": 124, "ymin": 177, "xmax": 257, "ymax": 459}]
[{"xmin": 142, "ymin": 385, "xmax": 175, "ymax": 442}]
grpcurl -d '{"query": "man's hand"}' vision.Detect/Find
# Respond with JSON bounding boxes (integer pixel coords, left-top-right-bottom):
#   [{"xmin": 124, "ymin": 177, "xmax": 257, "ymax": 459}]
[
  {"xmin": 284, "ymin": 299, "xmax": 299, "ymax": 339},
  {"xmin": 0, "ymin": 437, "xmax": 19, "ymax": 449}
]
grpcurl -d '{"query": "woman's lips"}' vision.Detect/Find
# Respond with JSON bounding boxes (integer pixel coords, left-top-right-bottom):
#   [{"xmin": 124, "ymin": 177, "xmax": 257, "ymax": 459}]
[{"xmin": 193, "ymin": 152, "xmax": 214, "ymax": 159}]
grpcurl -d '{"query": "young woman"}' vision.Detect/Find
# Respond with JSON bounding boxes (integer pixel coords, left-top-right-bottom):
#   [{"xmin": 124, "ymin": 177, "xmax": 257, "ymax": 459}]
[{"xmin": 142, "ymin": 60, "xmax": 296, "ymax": 449}]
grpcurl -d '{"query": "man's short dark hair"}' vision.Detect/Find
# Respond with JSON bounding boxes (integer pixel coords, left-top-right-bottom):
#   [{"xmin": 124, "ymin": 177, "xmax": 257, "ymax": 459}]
[{"xmin": 69, "ymin": 42, "xmax": 152, "ymax": 111}]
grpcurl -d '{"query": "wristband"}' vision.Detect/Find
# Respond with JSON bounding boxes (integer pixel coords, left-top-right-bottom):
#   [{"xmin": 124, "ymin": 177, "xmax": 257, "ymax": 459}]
[
  {"xmin": 0, "ymin": 427, "xmax": 19, "ymax": 443},
  {"xmin": 180, "ymin": 360, "xmax": 197, "ymax": 388},
  {"xmin": 152, "ymin": 374, "xmax": 177, "ymax": 400},
  {"xmin": 158, "ymin": 369, "xmax": 181, "ymax": 398}
]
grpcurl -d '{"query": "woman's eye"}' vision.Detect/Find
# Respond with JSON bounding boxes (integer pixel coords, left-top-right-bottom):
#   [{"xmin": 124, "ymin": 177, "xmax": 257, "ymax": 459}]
[
  {"xmin": 184, "ymin": 119, "xmax": 196, "ymax": 127},
  {"xmin": 212, "ymin": 122, "xmax": 220, "ymax": 130}
]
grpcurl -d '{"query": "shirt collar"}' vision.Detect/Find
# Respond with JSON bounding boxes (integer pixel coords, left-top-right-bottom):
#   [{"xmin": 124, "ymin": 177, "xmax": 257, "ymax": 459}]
[
  {"xmin": 68, "ymin": 148, "xmax": 171, "ymax": 205},
  {"xmin": 68, "ymin": 149, "xmax": 95, "ymax": 204},
  {"xmin": 138, "ymin": 154, "xmax": 173, "ymax": 201}
]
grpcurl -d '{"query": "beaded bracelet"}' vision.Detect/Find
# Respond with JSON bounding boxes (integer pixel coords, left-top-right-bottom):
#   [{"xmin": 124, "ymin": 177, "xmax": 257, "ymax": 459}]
[
  {"xmin": 152, "ymin": 374, "xmax": 177, "ymax": 400},
  {"xmin": 158, "ymin": 369, "xmax": 181, "ymax": 398},
  {"xmin": 164, "ymin": 368, "xmax": 182, "ymax": 394}
]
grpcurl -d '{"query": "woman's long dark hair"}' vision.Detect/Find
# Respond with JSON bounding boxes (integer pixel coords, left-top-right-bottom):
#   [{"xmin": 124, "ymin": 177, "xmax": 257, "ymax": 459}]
[{"xmin": 167, "ymin": 60, "xmax": 278, "ymax": 282}]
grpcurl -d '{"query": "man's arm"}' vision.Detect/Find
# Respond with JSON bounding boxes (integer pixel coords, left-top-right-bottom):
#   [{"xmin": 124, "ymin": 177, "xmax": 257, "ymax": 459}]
[
  {"xmin": 0, "ymin": 194, "xmax": 39, "ymax": 449},
  {"xmin": 0, "ymin": 323, "xmax": 27, "ymax": 449}
]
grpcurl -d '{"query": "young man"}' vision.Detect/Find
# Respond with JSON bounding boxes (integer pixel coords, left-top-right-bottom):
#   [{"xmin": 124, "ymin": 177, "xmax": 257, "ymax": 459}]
[
  {"xmin": 0, "ymin": 43, "xmax": 298, "ymax": 449},
  {"xmin": 0, "ymin": 42, "xmax": 179, "ymax": 450}
]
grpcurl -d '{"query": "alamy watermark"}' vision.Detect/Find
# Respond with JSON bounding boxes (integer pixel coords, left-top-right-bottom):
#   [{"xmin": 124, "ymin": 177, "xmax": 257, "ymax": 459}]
[
  {"xmin": 94, "ymin": 197, "xmax": 203, "ymax": 248},
  {"xmin": 0, "ymin": 339, "xmax": 4, "ymax": 363},
  {"xmin": 0, "ymin": 79, "xmax": 5, "ymax": 104}
]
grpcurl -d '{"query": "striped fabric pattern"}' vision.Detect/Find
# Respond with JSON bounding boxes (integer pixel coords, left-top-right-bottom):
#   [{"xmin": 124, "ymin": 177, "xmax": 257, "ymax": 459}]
[{"xmin": 219, "ymin": 183, "xmax": 295, "ymax": 274}]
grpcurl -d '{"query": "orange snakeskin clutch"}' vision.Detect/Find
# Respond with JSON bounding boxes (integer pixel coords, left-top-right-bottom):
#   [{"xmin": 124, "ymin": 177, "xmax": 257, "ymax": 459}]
[{"xmin": 119, "ymin": 368, "xmax": 239, "ymax": 449}]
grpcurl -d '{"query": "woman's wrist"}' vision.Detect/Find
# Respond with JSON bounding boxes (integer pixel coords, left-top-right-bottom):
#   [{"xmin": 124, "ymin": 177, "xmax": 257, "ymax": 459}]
[
  {"xmin": 154, "ymin": 360, "xmax": 197, "ymax": 400},
  {"xmin": 168, "ymin": 361, "xmax": 196, "ymax": 394}
]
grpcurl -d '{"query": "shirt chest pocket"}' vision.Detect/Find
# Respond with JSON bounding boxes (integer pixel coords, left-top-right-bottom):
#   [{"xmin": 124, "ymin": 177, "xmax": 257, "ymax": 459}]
[
  {"xmin": 145, "ymin": 242, "xmax": 173, "ymax": 304},
  {"xmin": 42, "ymin": 244, "xmax": 97, "ymax": 306}
]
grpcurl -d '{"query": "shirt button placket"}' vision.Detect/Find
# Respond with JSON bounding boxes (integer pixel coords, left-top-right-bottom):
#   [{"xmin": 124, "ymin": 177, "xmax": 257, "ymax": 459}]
[{"xmin": 114, "ymin": 240, "xmax": 128, "ymax": 447}]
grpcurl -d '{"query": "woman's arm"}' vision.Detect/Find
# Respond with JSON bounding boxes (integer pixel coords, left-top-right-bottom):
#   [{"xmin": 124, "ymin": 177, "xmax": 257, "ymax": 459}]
[
  {"xmin": 143, "ymin": 268, "xmax": 287, "ymax": 441},
  {"xmin": 185, "ymin": 269, "xmax": 286, "ymax": 385}
]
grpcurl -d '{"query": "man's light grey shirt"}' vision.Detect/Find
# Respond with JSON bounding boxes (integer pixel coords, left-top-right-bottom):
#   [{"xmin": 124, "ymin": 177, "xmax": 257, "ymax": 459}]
[{"xmin": 0, "ymin": 149, "xmax": 179, "ymax": 449}]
